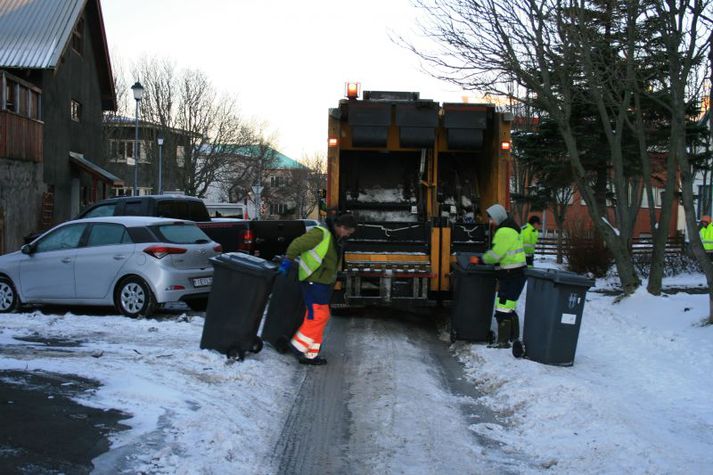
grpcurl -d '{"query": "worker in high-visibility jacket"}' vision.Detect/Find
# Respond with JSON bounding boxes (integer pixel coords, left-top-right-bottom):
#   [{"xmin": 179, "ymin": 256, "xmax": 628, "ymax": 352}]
[
  {"xmin": 521, "ymin": 215, "xmax": 541, "ymax": 267},
  {"xmin": 476, "ymin": 204, "xmax": 527, "ymax": 349},
  {"xmin": 281, "ymin": 213, "xmax": 357, "ymax": 365},
  {"xmin": 700, "ymin": 215, "xmax": 713, "ymax": 260}
]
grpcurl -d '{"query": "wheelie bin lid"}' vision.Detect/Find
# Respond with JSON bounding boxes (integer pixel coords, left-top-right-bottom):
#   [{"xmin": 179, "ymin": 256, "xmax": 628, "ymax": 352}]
[
  {"xmin": 525, "ymin": 268, "xmax": 595, "ymax": 288},
  {"xmin": 455, "ymin": 253, "xmax": 496, "ymax": 273},
  {"xmin": 210, "ymin": 252, "xmax": 278, "ymax": 276}
]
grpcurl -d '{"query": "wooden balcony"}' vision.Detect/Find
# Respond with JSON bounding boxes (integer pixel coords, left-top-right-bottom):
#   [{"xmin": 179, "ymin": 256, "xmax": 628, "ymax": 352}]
[{"xmin": 0, "ymin": 109, "xmax": 43, "ymax": 162}]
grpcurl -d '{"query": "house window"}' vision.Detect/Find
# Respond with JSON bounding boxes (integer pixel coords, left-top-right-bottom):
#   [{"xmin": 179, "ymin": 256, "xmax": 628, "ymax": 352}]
[
  {"xmin": 18, "ymin": 86, "xmax": 28, "ymax": 116},
  {"xmin": 70, "ymin": 99, "xmax": 82, "ymax": 122},
  {"xmin": 176, "ymin": 145, "xmax": 186, "ymax": 167},
  {"xmin": 72, "ymin": 17, "xmax": 84, "ymax": 55},
  {"xmin": 5, "ymin": 79, "xmax": 16, "ymax": 111},
  {"xmin": 270, "ymin": 176, "xmax": 288, "ymax": 187},
  {"xmin": 29, "ymin": 90, "xmax": 40, "ymax": 120},
  {"xmin": 270, "ymin": 203, "xmax": 288, "ymax": 215}
]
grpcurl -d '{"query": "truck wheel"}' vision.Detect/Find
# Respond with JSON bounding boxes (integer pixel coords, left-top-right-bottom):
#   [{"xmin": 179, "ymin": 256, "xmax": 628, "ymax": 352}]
[
  {"xmin": 115, "ymin": 277, "xmax": 156, "ymax": 318},
  {"xmin": 0, "ymin": 277, "xmax": 20, "ymax": 313},
  {"xmin": 251, "ymin": 337, "xmax": 263, "ymax": 354}
]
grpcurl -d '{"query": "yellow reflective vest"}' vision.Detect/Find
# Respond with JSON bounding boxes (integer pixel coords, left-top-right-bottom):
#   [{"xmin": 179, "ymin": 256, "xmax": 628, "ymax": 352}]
[
  {"xmin": 482, "ymin": 227, "xmax": 526, "ymax": 269},
  {"xmin": 521, "ymin": 223, "xmax": 539, "ymax": 256},
  {"xmin": 288, "ymin": 226, "xmax": 334, "ymax": 282},
  {"xmin": 700, "ymin": 223, "xmax": 713, "ymax": 252}
]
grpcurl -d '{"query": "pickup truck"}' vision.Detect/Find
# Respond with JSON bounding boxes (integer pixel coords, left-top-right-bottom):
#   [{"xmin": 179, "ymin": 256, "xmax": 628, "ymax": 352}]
[{"xmin": 76, "ymin": 195, "xmax": 306, "ymax": 260}]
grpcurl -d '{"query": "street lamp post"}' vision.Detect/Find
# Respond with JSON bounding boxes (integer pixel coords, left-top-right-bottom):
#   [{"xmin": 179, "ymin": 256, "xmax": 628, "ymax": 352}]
[
  {"xmin": 157, "ymin": 136, "xmax": 164, "ymax": 195},
  {"xmin": 131, "ymin": 81, "xmax": 144, "ymax": 196}
]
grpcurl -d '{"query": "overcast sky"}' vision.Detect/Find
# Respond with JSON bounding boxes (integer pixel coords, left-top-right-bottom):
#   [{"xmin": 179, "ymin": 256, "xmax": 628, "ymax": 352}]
[{"xmin": 101, "ymin": 0, "xmax": 471, "ymax": 161}]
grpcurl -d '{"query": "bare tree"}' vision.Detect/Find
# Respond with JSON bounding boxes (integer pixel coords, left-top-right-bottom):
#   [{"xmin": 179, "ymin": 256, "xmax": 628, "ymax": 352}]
[
  {"xmin": 406, "ymin": 0, "xmax": 648, "ymax": 293},
  {"xmin": 288, "ymin": 153, "xmax": 327, "ymax": 218},
  {"xmin": 218, "ymin": 136, "xmax": 280, "ymax": 212},
  {"xmin": 649, "ymin": 0, "xmax": 713, "ymax": 321},
  {"xmin": 133, "ymin": 57, "xmax": 257, "ymax": 198}
]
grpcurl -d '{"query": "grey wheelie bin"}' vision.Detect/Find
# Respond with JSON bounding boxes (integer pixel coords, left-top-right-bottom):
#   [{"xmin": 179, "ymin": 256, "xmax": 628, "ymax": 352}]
[
  {"xmin": 261, "ymin": 260, "xmax": 306, "ymax": 353},
  {"xmin": 200, "ymin": 253, "xmax": 278, "ymax": 360},
  {"xmin": 514, "ymin": 268, "xmax": 595, "ymax": 366},
  {"xmin": 450, "ymin": 253, "xmax": 497, "ymax": 343}
]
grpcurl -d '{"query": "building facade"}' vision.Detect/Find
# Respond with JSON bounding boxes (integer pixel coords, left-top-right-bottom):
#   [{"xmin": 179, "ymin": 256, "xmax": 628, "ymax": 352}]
[{"xmin": 0, "ymin": 0, "xmax": 118, "ymax": 252}]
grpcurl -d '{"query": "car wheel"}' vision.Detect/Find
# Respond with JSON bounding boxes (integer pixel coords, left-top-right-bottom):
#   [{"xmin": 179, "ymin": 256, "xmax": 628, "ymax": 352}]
[
  {"xmin": 186, "ymin": 297, "xmax": 208, "ymax": 312},
  {"xmin": 115, "ymin": 277, "xmax": 156, "ymax": 318},
  {"xmin": 0, "ymin": 277, "xmax": 20, "ymax": 313}
]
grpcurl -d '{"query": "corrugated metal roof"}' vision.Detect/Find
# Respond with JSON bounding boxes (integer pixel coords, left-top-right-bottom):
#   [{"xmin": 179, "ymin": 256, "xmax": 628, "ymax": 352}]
[{"xmin": 0, "ymin": 0, "xmax": 86, "ymax": 69}]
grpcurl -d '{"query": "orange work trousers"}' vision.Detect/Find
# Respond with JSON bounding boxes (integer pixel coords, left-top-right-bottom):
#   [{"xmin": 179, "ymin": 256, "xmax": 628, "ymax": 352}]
[{"xmin": 290, "ymin": 282, "xmax": 332, "ymax": 359}]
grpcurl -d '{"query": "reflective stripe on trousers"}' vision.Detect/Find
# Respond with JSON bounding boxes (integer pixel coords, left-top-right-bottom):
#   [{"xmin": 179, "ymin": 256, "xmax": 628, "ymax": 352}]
[{"xmin": 290, "ymin": 304, "xmax": 330, "ymax": 359}]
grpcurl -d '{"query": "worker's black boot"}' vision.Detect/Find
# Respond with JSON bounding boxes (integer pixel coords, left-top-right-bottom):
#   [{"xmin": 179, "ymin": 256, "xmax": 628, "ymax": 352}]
[
  {"xmin": 299, "ymin": 355, "xmax": 328, "ymax": 365},
  {"xmin": 489, "ymin": 315, "xmax": 511, "ymax": 349},
  {"xmin": 510, "ymin": 312, "xmax": 520, "ymax": 342}
]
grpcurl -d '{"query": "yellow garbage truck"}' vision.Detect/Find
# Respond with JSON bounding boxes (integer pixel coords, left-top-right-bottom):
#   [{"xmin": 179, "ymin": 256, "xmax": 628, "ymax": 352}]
[{"xmin": 327, "ymin": 88, "xmax": 512, "ymax": 304}]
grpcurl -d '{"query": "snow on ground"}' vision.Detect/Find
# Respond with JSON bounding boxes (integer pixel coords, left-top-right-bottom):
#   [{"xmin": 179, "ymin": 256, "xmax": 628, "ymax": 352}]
[
  {"xmin": 454, "ymin": 267, "xmax": 713, "ymax": 474},
  {"xmin": 1, "ymin": 261, "xmax": 711, "ymax": 474},
  {"xmin": 0, "ymin": 311, "xmax": 296, "ymax": 474}
]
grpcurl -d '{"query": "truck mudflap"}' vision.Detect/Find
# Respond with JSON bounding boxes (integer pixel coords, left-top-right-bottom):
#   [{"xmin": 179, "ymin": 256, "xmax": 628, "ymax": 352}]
[{"xmin": 343, "ymin": 255, "xmax": 432, "ymax": 304}]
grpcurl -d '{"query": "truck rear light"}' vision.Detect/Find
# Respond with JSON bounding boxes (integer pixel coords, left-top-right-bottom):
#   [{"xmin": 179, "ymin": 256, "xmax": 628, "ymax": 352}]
[
  {"xmin": 239, "ymin": 229, "xmax": 255, "ymax": 253},
  {"xmin": 501, "ymin": 141, "xmax": 511, "ymax": 150},
  {"xmin": 213, "ymin": 244, "xmax": 223, "ymax": 253},
  {"xmin": 143, "ymin": 245, "xmax": 187, "ymax": 259},
  {"xmin": 328, "ymin": 137, "xmax": 338, "ymax": 147},
  {"xmin": 345, "ymin": 82, "xmax": 360, "ymax": 99}
]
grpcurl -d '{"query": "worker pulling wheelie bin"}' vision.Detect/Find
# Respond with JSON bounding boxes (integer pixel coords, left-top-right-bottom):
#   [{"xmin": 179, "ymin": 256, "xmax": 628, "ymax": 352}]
[{"xmin": 200, "ymin": 253, "xmax": 278, "ymax": 360}]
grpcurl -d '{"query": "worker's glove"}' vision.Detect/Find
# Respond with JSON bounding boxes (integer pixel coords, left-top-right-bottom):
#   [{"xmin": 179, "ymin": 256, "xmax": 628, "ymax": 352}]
[
  {"xmin": 278, "ymin": 257, "xmax": 294, "ymax": 274},
  {"xmin": 469, "ymin": 255, "xmax": 481, "ymax": 266}
]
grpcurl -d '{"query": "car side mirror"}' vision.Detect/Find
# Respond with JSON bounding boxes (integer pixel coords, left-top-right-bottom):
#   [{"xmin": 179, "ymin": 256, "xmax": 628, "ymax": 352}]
[{"xmin": 21, "ymin": 244, "xmax": 34, "ymax": 255}]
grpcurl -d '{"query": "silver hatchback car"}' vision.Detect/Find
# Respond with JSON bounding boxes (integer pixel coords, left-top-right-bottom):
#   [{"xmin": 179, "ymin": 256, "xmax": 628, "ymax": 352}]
[{"xmin": 0, "ymin": 216, "xmax": 221, "ymax": 317}]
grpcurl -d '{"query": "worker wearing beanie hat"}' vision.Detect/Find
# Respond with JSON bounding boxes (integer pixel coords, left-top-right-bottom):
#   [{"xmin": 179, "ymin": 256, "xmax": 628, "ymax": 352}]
[
  {"xmin": 480, "ymin": 204, "xmax": 527, "ymax": 349},
  {"xmin": 701, "ymin": 216, "xmax": 713, "ymax": 260},
  {"xmin": 283, "ymin": 213, "xmax": 357, "ymax": 365}
]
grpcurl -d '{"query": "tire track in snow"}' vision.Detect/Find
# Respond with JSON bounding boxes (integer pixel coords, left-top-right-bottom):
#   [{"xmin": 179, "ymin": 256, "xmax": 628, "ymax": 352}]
[{"xmin": 274, "ymin": 310, "xmax": 530, "ymax": 474}]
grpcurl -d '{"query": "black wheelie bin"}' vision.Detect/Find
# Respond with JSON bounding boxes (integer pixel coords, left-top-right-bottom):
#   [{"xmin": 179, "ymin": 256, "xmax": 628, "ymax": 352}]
[
  {"xmin": 200, "ymin": 253, "xmax": 278, "ymax": 360},
  {"xmin": 513, "ymin": 268, "xmax": 595, "ymax": 366},
  {"xmin": 450, "ymin": 253, "xmax": 498, "ymax": 343},
  {"xmin": 261, "ymin": 261, "xmax": 306, "ymax": 353}
]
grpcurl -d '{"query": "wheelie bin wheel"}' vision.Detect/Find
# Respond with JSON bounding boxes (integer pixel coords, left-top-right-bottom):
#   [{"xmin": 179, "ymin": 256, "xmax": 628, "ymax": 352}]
[
  {"xmin": 450, "ymin": 326, "xmax": 457, "ymax": 343},
  {"xmin": 251, "ymin": 337, "xmax": 264, "ymax": 354},
  {"xmin": 512, "ymin": 340, "xmax": 525, "ymax": 359},
  {"xmin": 275, "ymin": 336, "xmax": 289, "ymax": 354},
  {"xmin": 227, "ymin": 346, "xmax": 246, "ymax": 361}
]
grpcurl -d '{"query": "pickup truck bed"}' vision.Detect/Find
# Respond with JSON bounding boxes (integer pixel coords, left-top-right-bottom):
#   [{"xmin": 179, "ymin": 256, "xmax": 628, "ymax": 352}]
[{"xmin": 76, "ymin": 195, "xmax": 306, "ymax": 260}]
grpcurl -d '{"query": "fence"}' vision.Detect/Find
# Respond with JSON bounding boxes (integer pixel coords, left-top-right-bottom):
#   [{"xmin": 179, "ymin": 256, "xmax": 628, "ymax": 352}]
[{"xmin": 535, "ymin": 234, "xmax": 685, "ymax": 256}]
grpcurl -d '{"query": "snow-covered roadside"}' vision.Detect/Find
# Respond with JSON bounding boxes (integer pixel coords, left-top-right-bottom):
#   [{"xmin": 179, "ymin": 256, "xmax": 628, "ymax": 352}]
[
  {"xmin": 454, "ymin": 273, "xmax": 713, "ymax": 474},
  {"xmin": 0, "ymin": 311, "xmax": 295, "ymax": 474}
]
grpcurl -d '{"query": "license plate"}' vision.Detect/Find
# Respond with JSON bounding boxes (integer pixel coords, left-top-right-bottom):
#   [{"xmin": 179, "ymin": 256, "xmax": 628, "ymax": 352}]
[{"xmin": 192, "ymin": 277, "xmax": 212, "ymax": 288}]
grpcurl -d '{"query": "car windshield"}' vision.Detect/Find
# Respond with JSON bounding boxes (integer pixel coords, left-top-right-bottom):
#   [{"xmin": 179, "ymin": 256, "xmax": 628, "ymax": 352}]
[{"xmin": 151, "ymin": 223, "xmax": 211, "ymax": 244}]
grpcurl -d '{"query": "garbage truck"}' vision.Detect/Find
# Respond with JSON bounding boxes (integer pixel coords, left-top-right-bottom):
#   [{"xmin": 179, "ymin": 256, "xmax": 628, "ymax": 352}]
[{"xmin": 327, "ymin": 87, "xmax": 512, "ymax": 305}]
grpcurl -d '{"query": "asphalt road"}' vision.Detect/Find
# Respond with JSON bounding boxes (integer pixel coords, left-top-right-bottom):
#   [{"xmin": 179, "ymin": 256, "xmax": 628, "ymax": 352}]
[{"xmin": 0, "ymin": 369, "xmax": 129, "ymax": 474}]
